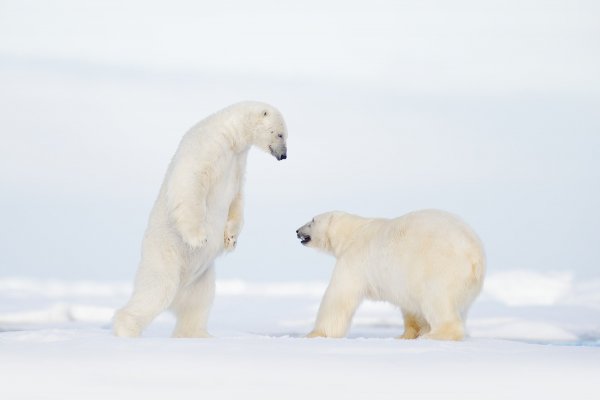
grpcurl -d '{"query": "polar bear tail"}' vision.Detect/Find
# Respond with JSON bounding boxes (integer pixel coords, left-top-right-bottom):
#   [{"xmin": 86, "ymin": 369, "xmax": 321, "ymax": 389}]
[{"xmin": 469, "ymin": 251, "xmax": 486, "ymax": 292}]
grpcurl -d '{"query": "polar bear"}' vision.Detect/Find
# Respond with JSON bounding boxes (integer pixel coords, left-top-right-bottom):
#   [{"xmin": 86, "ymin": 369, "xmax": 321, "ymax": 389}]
[
  {"xmin": 113, "ymin": 101, "xmax": 288, "ymax": 338},
  {"xmin": 296, "ymin": 209, "xmax": 485, "ymax": 341}
]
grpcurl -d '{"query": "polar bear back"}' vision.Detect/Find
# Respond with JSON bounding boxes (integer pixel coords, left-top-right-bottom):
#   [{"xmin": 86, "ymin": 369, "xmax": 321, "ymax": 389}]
[{"xmin": 343, "ymin": 210, "xmax": 485, "ymax": 313}]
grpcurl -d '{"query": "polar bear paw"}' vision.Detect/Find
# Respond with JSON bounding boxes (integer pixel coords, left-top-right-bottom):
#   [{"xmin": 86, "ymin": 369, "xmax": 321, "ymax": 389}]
[
  {"xmin": 187, "ymin": 234, "xmax": 208, "ymax": 249},
  {"xmin": 224, "ymin": 233, "xmax": 237, "ymax": 251},
  {"xmin": 224, "ymin": 219, "xmax": 241, "ymax": 251},
  {"xmin": 182, "ymin": 227, "xmax": 208, "ymax": 249},
  {"xmin": 113, "ymin": 310, "xmax": 143, "ymax": 338}
]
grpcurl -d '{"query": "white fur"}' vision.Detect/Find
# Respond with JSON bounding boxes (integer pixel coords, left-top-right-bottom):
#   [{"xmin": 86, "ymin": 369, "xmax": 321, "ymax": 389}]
[
  {"xmin": 114, "ymin": 101, "xmax": 288, "ymax": 337},
  {"xmin": 296, "ymin": 210, "xmax": 485, "ymax": 341}
]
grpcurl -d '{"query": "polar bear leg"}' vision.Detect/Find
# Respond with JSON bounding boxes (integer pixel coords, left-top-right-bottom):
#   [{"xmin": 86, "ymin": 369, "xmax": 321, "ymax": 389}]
[
  {"xmin": 421, "ymin": 301, "xmax": 465, "ymax": 341},
  {"xmin": 171, "ymin": 265, "xmax": 215, "ymax": 338},
  {"xmin": 398, "ymin": 312, "xmax": 428, "ymax": 339},
  {"xmin": 424, "ymin": 321, "xmax": 464, "ymax": 341},
  {"xmin": 113, "ymin": 266, "xmax": 180, "ymax": 338},
  {"xmin": 224, "ymin": 191, "xmax": 244, "ymax": 251},
  {"xmin": 166, "ymin": 162, "xmax": 212, "ymax": 249},
  {"xmin": 308, "ymin": 264, "xmax": 363, "ymax": 338}
]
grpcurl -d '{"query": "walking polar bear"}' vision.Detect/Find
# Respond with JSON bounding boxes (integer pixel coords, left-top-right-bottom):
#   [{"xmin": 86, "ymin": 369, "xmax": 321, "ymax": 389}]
[
  {"xmin": 296, "ymin": 209, "xmax": 485, "ymax": 340},
  {"xmin": 114, "ymin": 101, "xmax": 288, "ymax": 338}
]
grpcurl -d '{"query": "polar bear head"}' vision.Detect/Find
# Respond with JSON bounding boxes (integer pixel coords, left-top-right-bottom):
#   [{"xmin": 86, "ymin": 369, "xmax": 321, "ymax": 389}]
[
  {"xmin": 296, "ymin": 212, "xmax": 346, "ymax": 253},
  {"xmin": 248, "ymin": 103, "xmax": 288, "ymax": 161}
]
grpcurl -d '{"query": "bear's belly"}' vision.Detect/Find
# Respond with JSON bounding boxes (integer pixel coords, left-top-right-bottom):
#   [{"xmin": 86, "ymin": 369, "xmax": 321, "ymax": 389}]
[
  {"xmin": 185, "ymin": 161, "xmax": 239, "ymax": 278},
  {"xmin": 205, "ymin": 174, "xmax": 238, "ymax": 235},
  {"xmin": 367, "ymin": 275, "xmax": 414, "ymax": 307},
  {"xmin": 363, "ymin": 255, "xmax": 421, "ymax": 312}
]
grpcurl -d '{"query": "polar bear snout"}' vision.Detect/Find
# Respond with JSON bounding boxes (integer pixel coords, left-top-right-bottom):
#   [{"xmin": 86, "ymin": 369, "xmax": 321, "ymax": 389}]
[
  {"xmin": 269, "ymin": 144, "xmax": 287, "ymax": 161},
  {"xmin": 296, "ymin": 226, "xmax": 311, "ymax": 245}
]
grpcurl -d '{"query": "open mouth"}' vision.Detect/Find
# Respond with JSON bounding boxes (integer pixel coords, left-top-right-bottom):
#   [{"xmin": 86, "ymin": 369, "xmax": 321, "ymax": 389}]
[{"xmin": 297, "ymin": 234, "xmax": 311, "ymax": 245}]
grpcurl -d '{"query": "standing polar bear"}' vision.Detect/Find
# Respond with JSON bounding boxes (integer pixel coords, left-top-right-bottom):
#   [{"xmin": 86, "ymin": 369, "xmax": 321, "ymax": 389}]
[
  {"xmin": 114, "ymin": 101, "xmax": 288, "ymax": 338},
  {"xmin": 296, "ymin": 209, "xmax": 485, "ymax": 341}
]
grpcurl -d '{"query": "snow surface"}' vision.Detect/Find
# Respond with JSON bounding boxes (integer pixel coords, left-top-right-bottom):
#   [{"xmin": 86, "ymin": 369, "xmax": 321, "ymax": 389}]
[{"xmin": 1, "ymin": 271, "xmax": 599, "ymax": 399}]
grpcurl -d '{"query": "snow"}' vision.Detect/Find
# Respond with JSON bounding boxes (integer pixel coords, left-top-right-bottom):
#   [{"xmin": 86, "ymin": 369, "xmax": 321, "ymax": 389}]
[{"xmin": 1, "ymin": 272, "xmax": 599, "ymax": 399}]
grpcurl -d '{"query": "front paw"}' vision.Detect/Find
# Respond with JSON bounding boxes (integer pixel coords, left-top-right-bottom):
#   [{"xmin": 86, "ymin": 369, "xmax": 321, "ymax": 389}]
[
  {"xmin": 224, "ymin": 232, "xmax": 237, "ymax": 251},
  {"xmin": 224, "ymin": 219, "xmax": 241, "ymax": 251},
  {"xmin": 182, "ymin": 226, "xmax": 208, "ymax": 249}
]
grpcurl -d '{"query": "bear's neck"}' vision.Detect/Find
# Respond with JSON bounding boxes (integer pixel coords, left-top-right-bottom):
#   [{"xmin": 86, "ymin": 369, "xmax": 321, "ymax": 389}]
[
  {"xmin": 327, "ymin": 215, "xmax": 374, "ymax": 256},
  {"xmin": 220, "ymin": 112, "xmax": 253, "ymax": 154}
]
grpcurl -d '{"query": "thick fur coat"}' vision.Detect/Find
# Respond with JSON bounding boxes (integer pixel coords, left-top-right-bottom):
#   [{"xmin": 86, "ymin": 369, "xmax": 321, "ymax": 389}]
[
  {"xmin": 296, "ymin": 210, "xmax": 485, "ymax": 340},
  {"xmin": 114, "ymin": 101, "xmax": 287, "ymax": 337}
]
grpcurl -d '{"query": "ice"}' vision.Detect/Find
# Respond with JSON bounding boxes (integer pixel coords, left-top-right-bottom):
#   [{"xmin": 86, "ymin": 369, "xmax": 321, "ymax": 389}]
[
  {"xmin": 0, "ymin": 271, "xmax": 600, "ymax": 400},
  {"xmin": 483, "ymin": 270, "xmax": 572, "ymax": 306},
  {"xmin": 1, "ymin": 272, "xmax": 599, "ymax": 400}
]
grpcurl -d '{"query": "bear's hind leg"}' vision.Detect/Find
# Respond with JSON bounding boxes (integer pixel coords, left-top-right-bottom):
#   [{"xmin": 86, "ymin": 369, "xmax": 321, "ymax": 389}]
[
  {"xmin": 421, "ymin": 302, "xmax": 465, "ymax": 341},
  {"xmin": 398, "ymin": 312, "xmax": 428, "ymax": 339},
  {"xmin": 423, "ymin": 321, "xmax": 464, "ymax": 341},
  {"xmin": 171, "ymin": 265, "xmax": 215, "ymax": 338},
  {"xmin": 113, "ymin": 265, "xmax": 180, "ymax": 338}
]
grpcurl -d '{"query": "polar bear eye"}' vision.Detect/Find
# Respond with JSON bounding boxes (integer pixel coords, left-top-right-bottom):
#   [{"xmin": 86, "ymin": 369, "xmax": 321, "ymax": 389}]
[
  {"xmin": 263, "ymin": 111, "xmax": 268, "ymax": 117},
  {"xmin": 277, "ymin": 133, "xmax": 283, "ymax": 138}
]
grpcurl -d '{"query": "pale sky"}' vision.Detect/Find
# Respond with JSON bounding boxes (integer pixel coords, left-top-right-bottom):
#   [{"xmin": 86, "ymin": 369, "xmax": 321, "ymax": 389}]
[{"xmin": 1, "ymin": 0, "xmax": 599, "ymax": 281}]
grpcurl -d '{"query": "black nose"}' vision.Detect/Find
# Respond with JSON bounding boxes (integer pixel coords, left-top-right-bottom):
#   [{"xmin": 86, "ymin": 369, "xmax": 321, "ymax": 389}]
[
  {"xmin": 281, "ymin": 154, "xmax": 287, "ymax": 160},
  {"xmin": 296, "ymin": 229, "xmax": 299, "ymax": 233}
]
